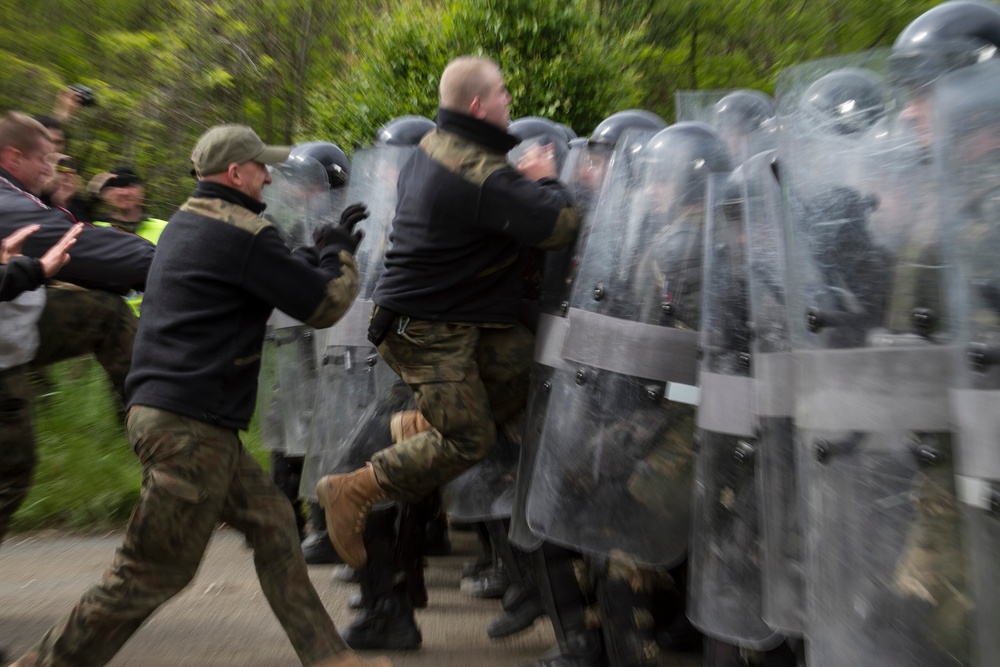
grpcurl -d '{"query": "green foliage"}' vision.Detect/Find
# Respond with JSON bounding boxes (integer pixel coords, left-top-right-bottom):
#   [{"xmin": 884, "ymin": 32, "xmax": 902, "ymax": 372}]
[
  {"xmin": 310, "ymin": 0, "xmax": 645, "ymax": 148},
  {"xmin": 12, "ymin": 360, "xmax": 266, "ymax": 532}
]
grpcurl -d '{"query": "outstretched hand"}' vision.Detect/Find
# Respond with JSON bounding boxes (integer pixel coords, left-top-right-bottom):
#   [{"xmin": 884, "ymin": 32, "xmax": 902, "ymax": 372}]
[
  {"xmin": 39, "ymin": 223, "xmax": 84, "ymax": 277},
  {"xmin": 313, "ymin": 202, "xmax": 369, "ymax": 254}
]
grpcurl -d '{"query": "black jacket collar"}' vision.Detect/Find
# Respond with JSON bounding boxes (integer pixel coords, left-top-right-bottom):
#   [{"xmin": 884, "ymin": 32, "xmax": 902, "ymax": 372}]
[
  {"xmin": 0, "ymin": 166, "xmax": 29, "ymax": 193},
  {"xmin": 192, "ymin": 181, "xmax": 267, "ymax": 215},
  {"xmin": 436, "ymin": 109, "xmax": 518, "ymax": 153}
]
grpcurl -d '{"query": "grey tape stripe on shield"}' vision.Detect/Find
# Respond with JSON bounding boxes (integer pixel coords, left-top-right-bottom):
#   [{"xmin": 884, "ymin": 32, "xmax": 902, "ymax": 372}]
[
  {"xmin": 533, "ymin": 314, "xmax": 573, "ymax": 371},
  {"xmin": 322, "ymin": 299, "xmax": 374, "ymax": 348},
  {"xmin": 951, "ymin": 388, "xmax": 1000, "ymax": 480},
  {"xmin": 697, "ymin": 372, "xmax": 756, "ymax": 437},
  {"xmin": 560, "ymin": 308, "xmax": 699, "ymax": 385},
  {"xmin": 793, "ymin": 345, "xmax": 954, "ymax": 432},
  {"xmin": 754, "ymin": 352, "xmax": 793, "ymax": 417},
  {"xmin": 955, "ymin": 475, "xmax": 995, "ymax": 509}
]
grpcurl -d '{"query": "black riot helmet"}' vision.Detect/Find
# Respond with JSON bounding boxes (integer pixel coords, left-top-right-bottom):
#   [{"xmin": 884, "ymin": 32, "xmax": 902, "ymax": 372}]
[
  {"xmin": 712, "ymin": 90, "xmax": 775, "ymax": 134},
  {"xmin": 801, "ymin": 68, "xmax": 885, "ymax": 135},
  {"xmin": 891, "ymin": 1, "xmax": 1000, "ymax": 87},
  {"xmin": 375, "ymin": 115, "xmax": 435, "ymax": 147},
  {"xmin": 290, "ymin": 141, "xmax": 350, "ymax": 188},
  {"xmin": 508, "ymin": 116, "xmax": 561, "ymax": 142},
  {"xmin": 588, "ymin": 109, "xmax": 667, "ymax": 150},
  {"xmin": 638, "ymin": 122, "xmax": 733, "ymax": 208},
  {"xmin": 555, "ymin": 122, "xmax": 577, "ymax": 141},
  {"xmin": 508, "ymin": 116, "xmax": 570, "ymax": 173}
]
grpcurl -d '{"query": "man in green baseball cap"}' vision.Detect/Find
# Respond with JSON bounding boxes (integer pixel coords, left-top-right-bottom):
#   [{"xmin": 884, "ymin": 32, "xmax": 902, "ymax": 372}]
[
  {"xmin": 11, "ymin": 123, "xmax": 388, "ymax": 667},
  {"xmin": 191, "ymin": 124, "xmax": 291, "ymax": 178}
]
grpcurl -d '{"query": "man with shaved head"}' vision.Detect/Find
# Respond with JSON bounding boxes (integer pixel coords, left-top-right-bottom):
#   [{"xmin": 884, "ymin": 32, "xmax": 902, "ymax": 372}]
[{"xmin": 317, "ymin": 55, "xmax": 580, "ymax": 572}]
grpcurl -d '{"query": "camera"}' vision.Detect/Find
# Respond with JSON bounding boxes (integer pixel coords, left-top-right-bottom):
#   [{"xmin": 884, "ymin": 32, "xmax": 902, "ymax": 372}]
[{"xmin": 68, "ymin": 84, "xmax": 96, "ymax": 107}]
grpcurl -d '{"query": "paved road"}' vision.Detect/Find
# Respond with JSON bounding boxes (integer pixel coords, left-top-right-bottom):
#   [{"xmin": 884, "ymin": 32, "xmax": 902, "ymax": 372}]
[{"xmin": 1, "ymin": 528, "xmax": 701, "ymax": 666}]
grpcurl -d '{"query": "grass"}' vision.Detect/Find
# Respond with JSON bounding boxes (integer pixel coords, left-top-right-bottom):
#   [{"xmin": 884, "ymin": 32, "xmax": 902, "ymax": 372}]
[{"xmin": 11, "ymin": 358, "xmax": 267, "ymax": 533}]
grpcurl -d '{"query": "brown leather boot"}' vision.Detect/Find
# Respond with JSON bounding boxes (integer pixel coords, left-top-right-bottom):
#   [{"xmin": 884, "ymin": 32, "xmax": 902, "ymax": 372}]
[
  {"xmin": 389, "ymin": 409, "xmax": 432, "ymax": 444},
  {"xmin": 316, "ymin": 464, "xmax": 387, "ymax": 569},
  {"xmin": 310, "ymin": 651, "xmax": 394, "ymax": 666}
]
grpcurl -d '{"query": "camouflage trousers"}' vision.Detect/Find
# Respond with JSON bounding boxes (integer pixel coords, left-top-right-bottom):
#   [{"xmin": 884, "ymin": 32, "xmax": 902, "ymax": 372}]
[
  {"xmin": 31, "ymin": 283, "xmax": 137, "ymax": 400},
  {"xmin": 0, "ymin": 364, "xmax": 34, "ymax": 546},
  {"xmin": 1, "ymin": 286, "xmax": 137, "ymax": 548},
  {"xmin": 19, "ymin": 406, "xmax": 348, "ymax": 667},
  {"xmin": 373, "ymin": 317, "xmax": 533, "ymax": 502}
]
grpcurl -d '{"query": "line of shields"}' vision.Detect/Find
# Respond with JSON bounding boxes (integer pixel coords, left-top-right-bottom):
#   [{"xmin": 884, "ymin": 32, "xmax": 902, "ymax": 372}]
[{"xmin": 259, "ymin": 56, "xmax": 1000, "ymax": 664}]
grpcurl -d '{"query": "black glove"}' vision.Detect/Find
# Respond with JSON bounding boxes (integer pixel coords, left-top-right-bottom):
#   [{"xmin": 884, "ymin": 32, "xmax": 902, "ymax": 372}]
[{"xmin": 313, "ymin": 202, "xmax": 368, "ymax": 254}]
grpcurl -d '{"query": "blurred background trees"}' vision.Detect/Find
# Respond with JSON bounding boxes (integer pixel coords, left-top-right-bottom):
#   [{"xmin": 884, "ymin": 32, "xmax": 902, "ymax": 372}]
[{"xmin": 0, "ymin": 0, "xmax": 939, "ymax": 218}]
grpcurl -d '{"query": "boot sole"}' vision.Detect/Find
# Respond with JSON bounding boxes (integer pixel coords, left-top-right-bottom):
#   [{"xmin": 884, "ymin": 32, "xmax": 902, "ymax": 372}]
[{"xmin": 316, "ymin": 477, "xmax": 366, "ymax": 569}]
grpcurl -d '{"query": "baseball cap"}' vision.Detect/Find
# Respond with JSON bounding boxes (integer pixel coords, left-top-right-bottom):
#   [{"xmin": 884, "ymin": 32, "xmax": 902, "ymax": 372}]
[
  {"xmin": 191, "ymin": 124, "xmax": 290, "ymax": 177},
  {"xmin": 101, "ymin": 165, "xmax": 142, "ymax": 190}
]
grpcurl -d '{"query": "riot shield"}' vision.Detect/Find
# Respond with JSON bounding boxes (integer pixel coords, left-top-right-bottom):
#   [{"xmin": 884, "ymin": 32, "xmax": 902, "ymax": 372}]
[
  {"xmin": 777, "ymin": 50, "xmax": 970, "ymax": 666},
  {"xmin": 255, "ymin": 326, "xmax": 285, "ymax": 452},
  {"xmin": 265, "ymin": 155, "xmax": 335, "ymax": 249},
  {"xmin": 936, "ymin": 59, "xmax": 1000, "ymax": 667},
  {"xmin": 675, "ymin": 89, "xmax": 776, "ymax": 164},
  {"xmin": 524, "ymin": 123, "xmax": 730, "ymax": 567},
  {"xmin": 741, "ymin": 150, "xmax": 807, "ymax": 636},
  {"xmin": 509, "ymin": 138, "xmax": 611, "ymax": 549},
  {"xmin": 255, "ymin": 157, "xmax": 333, "ymax": 457},
  {"xmin": 688, "ymin": 173, "xmax": 783, "ymax": 650},
  {"xmin": 300, "ymin": 145, "xmax": 417, "ymax": 501}
]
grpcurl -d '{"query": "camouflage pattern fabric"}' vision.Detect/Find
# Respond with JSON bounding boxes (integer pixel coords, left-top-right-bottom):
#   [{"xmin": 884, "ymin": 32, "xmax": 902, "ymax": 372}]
[
  {"xmin": 2, "ymin": 284, "xmax": 137, "ymax": 547},
  {"xmin": 0, "ymin": 363, "xmax": 34, "ymax": 546},
  {"xmin": 18, "ymin": 406, "xmax": 348, "ymax": 667},
  {"xmin": 30, "ymin": 283, "xmax": 137, "ymax": 400},
  {"xmin": 371, "ymin": 317, "xmax": 533, "ymax": 502}
]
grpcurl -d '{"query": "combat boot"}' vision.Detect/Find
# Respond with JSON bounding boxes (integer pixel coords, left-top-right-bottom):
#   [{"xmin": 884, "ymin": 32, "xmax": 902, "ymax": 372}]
[
  {"xmin": 316, "ymin": 463, "xmax": 386, "ymax": 569},
  {"xmin": 488, "ymin": 578, "xmax": 545, "ymax": 638},
  {"xmin": 341, "ymin": 591, "xmax": 422, "ymax": 651},
  {"xmin": 302, "ymin": 502, "xmax": 341, "ymax": 565},
  {"xmin": 389, "ymin": 409, "xmax": 432, "ymax": 443},
  {"xmin": 310, "ymin": 652, "xmax": 394, "ymax": 667}
]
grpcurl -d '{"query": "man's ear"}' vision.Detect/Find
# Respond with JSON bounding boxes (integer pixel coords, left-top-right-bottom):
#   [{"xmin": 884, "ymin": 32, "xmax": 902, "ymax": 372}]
[
  {"xmin": 469, "ymin": 96, "xmax": 484, "ymax": 120},
  {"xmin": 0, "ymin": 145, "xmax": 21, "ymax": 172},
  {"xmin": 226, "ymin": 162, "xmax": 241, "ymax": 186}
]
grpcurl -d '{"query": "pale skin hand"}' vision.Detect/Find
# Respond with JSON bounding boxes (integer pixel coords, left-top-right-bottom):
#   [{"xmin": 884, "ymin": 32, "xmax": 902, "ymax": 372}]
[
  {"xmin": 516, "ymin": 142, "xmax": 557, "ymax": 181},
  {"xmin": 0, "ymin": 223, "xmax": 83, "ymax": 277}
]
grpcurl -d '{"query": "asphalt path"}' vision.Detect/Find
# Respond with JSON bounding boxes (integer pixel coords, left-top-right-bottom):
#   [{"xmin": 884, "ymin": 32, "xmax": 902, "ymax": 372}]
[{"xmin": 1, "ymin": 528, "xmax": 701, "ymax": 666}]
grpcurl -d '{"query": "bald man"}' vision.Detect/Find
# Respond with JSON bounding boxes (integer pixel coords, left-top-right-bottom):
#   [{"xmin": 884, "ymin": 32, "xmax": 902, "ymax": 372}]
[{"xmin": 317, "ymin": 56, "xmax": 580, "ymax": 570}]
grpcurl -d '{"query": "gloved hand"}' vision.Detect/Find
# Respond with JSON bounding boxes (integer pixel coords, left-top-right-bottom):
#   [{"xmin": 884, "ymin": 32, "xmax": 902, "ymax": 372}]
[{"xmin": 313, "ymin": 202, "xmax": 368, "ymax": 254}]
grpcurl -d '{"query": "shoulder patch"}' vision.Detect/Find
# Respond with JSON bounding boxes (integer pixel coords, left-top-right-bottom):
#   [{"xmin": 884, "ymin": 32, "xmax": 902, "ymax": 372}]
[
  {"xmin": 180, "ymin": 197, "xmax": 271, "ymax": 235},
  {"xmin": 423, "ymin": 130, "xmax": 510, "ymax": 187}
]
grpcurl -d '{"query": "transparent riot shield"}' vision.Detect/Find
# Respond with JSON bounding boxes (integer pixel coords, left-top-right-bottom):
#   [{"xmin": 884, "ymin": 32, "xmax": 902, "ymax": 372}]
[
  {"xmin": 741, "ymin": 150, "xmax": 807, "ymax": 636},
  {"xmin": 688, "ymin": 173, "xmax": 783, "ymax": 650},
  {"xmin": 300, "ymin": 145, "xmax": 416, "ymax": 501},
  {"xmin": 256, "ymin": 157, "xmax": 333, "ymax": 457},
  {"xmin": 937, "ymin": 59, "xmax": 1000, "ymax": 667},
  {"xmin": 265, "ymin": 156, "xmax": 335, "ymax": 249},
  {"xmin": 509, "ymin": 139, "xmax": 610, "ymax": 549},
  {"xmin": 675, "ymin": 89, "xmax": 776, "ymax": 164},
  {"xmin": 270, "ymin": 313, "xmax": 317, "ymax": 457},
  {"xmin": 255, "ymin": 326, "xmax": 285, "ymax": 452},
  {"xmin": 525, "ymin": 123, "xmax": 730, "ymax": 566},
  {"xmin": 778, "ymin": 49, "xmax": 970, "ymax": 667}
]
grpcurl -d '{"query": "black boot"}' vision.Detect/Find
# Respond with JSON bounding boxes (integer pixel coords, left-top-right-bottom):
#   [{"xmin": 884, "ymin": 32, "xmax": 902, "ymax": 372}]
[
  {"xmin": 301, "ymin": 502, "xmax": 340, "ymax": 565},
  {"xmin": 487, "ymin": 520, "xmax": 544, "ymax": 638},
  {"xmin": 341, "ymin": 505, "xmax": 422, "ymax": 650},
  {"xmin": 268, "ymin": 451, "xmax": 306, "ymax": 541},
  {"xmin": 523, "ymin": 542, "xmax": 606, "ymax": 667},
  {"xmin": 396, "ymin": 498, "xmax": 431, "ymax": 609},
  {"xmin": 341, "ymin": 591, "xmax": 422, "ymax": 651},
  {"xmin": 652, "ymin": 559, "xmax": 701, "ymax": 652}
]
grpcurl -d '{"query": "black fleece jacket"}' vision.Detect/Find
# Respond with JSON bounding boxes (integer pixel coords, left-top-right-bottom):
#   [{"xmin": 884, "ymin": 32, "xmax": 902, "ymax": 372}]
[
  {"xmin": 125, "ymin": 182, "xmax": 359, "ymax": 429},
  {"xmin": 372, "ymin": 109, "xmax": 579, "ymax": 323}
]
